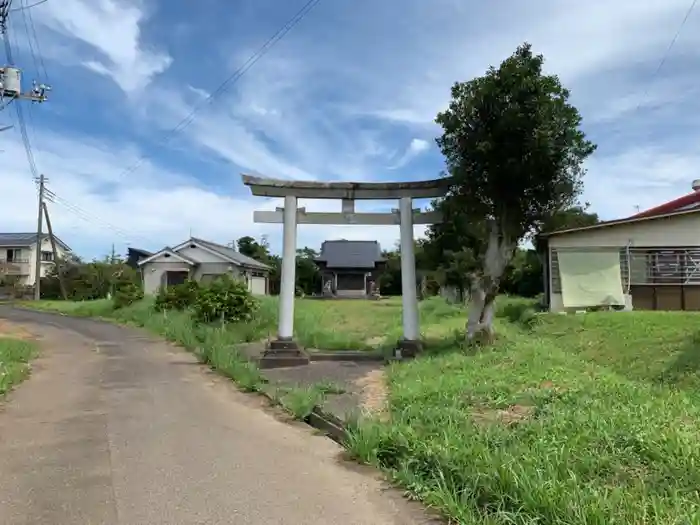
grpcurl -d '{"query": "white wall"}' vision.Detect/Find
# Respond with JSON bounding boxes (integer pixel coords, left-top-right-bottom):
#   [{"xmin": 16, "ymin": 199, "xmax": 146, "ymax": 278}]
[
  {"xmin": 546, "ymin": 214, "xmax": 700, "ymax": 312},
  {"xmin": 142, "ymin": 243, "xmax": 269, "ymax": 295},
  {"xmin": 549, "ymin": 292, "xmax": 633, "ymax": 313},
  {"xmin": 142, "ymin": 261, "xmax": 192, "ymax": 295},
  {"xmin": 3, "ymin": 237, "xmax": 70, "ymax": 286},
  {"xmin": 250, "ymin": 276, "xmax": 267, "ymax": 295},
  {"xmin": 549, "ymin": 213, "xmax": 700, "ymax": 249},
  {"xmin": 191, "ymin": 262, "xmax": 240, "ymax": 280}
]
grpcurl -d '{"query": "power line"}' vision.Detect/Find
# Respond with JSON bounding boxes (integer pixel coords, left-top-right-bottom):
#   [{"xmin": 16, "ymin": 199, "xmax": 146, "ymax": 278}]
[
  {"xmin": 111, "ymin": 0, "xmax": 322, "ymax": 184},
  {"xmin": 18, "ymin": 0, "xmax": 39, "ymax": 79},
  {"xmin": 17, "ymin": 0, "xmax": 46, "ymax": 168},
  {"xmin": 9, "ymin": 0, "xmax": 47, "ymax": 12},
  {"xmin": 627, "ymin": 0, "xmax": 697, "ymax": 119},
  {"xmin": 19, "ymin": 0, "xmax": 47, "ymax": 82},
  {"xmin": 45, "ymin": 189, "xmax": 160, "ymax": 246},
  {"xmin": 24, "ymin": 0, "xmax": 47, "ymax": 81},
  {"xmin": 1, "ymin": 21, "xmax": 41, "ymax": 186}
]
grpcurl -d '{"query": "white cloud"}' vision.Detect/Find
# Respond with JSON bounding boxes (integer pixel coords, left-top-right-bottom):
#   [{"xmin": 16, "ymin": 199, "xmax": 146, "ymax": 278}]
[
  {"xmin": 389, "ymin": 138, "xmax": 431, "ymax": 170},
  {"xmin": 31, "ymin": 0, "xmax": 172, "ymax": 93},
  {"xmin": 0, "ymin": 129, "xmax": 425, "ymax": 259},
  {"xmin": 142, "ymin": 56, "xmax": 399, "ymax": 183},
  {"xmin": 584, "ymin": 147, "xmax": 700, "ymax": 219},
  {"xmin": 340, "ymin": 0, "xmax": 700, "ymax": 126},
  {"xmin": 7, "ymin": 0, "xmax": 700, "ymax": 259}
]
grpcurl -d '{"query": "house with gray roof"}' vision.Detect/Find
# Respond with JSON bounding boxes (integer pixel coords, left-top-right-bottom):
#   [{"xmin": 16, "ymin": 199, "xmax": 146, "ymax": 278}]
[
  {"xmin": 138, "ymin": 237, "xmax": 271, "ymax": 295},
  {"xmin": 314, "ymin": 240, "xmax": 386, "ymax": 298},
  {"xmin": 0, "ymin": 232, "xmax": 72, "ymax": 287}
]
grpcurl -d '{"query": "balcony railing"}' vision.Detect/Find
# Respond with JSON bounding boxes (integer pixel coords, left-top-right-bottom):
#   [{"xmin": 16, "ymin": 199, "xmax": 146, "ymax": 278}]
[{"xmin": 0, "ymin": 258, "xmax": 30, "ymax": 275}]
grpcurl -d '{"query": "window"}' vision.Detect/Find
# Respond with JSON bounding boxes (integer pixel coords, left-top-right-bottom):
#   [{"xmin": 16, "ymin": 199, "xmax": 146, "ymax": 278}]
[
  {"xmin": 5, "ymin": 249, "xmax": 22, "ymax": 262},
  {"xmin": 41, "ymin": 251, "xmax": 53, "ymax": 262}
]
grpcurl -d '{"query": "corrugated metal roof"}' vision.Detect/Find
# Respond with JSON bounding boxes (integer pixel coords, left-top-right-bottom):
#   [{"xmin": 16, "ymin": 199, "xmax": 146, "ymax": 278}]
[
  {"xmin": 191, "ymin": 237, "xmax": 270, "ymax": 270},
  {"xmin": 316, "ymin": 240, "xmax": 383, "ymax": 269},
  {"xmin": 0, "ymin": 232, "xmax": 40, "ymax": 246},
  {"xmin": 631, "ymin": 190, "xmax": 700, "ymax": 219},
  {"xmin": 128, "ymin": 247, "xmax": 153, "ymax": 258}
]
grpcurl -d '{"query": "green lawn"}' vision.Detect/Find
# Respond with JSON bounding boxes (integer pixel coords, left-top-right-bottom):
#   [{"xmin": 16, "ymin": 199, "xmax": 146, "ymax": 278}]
[
  {"xmin": 347, "ymin": 310, "xmax": 700, "ymax": 524},
  {"xmin": 19, "ymin": 295, "xmax": 466, "ymax": 351},
  {"xmin": 533, "ymin": 311, "xmax": 700, "ymax": 388},
  {"xmin": 0, "ymin": 337, "xmax": 37, "ymax": 396}
]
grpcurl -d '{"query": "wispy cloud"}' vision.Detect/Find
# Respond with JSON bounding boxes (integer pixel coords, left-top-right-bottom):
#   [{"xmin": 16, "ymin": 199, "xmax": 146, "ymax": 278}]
[
  {"xmin": 389, "ymin": 139, "xmax": 431, "ymax": 170},
  {"xmin": 3, "ymin": 0, "xmax": 699, "ymax": 259},
  {"xmin": 31, "ymin": 0, "xmax": 172, "ymax": 93}
]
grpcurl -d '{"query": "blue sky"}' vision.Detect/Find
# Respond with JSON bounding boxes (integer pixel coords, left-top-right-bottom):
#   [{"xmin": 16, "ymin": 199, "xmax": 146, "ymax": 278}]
[{"xmin": 2, "ymin": 0, "xmax": 700, "ymax": 259}]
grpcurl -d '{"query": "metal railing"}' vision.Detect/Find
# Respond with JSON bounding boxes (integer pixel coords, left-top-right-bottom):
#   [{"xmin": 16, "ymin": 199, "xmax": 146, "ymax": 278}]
[
  {"xmin": 550, "ymin": 246, "xmax": 700, "ymax": 293},
  {"xmin": 0, "ymin": 257, "xmax": 29, "ymax": 264}
]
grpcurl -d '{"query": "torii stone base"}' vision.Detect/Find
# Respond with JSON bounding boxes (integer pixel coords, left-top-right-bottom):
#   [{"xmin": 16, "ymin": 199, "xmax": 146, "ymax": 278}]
[{"xmin": 259, "ymin": 339, "xmax": 310, "ymax": 369}]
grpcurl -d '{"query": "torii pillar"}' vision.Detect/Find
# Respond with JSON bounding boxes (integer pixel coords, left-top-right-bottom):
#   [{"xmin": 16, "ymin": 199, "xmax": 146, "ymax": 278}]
[{"xmin": 242, "ymin": 174, "xmax": 450, "ymax": 368}]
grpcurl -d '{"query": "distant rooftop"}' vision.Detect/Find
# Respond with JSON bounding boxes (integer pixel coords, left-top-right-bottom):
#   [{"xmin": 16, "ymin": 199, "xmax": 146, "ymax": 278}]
[
  {"xmin": 315, "ymin": 240, "xmax": 384, "ymax": 269},
  {"xmin": 631, "ymin": 181, "xmax": 700, "ymax": 219},
  {"xmin": 0, "ymin": 232, "xmax": 71, "ymax": 250},
  {"xmin": 189, "ymin": 237, "xmax": 270, "ymax": 270}
]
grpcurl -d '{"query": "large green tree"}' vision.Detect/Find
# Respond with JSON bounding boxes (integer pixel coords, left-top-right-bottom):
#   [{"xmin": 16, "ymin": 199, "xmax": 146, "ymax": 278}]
[{"xmin": 433, "ymin": 43, "xmax": 596, "ymax": 339}]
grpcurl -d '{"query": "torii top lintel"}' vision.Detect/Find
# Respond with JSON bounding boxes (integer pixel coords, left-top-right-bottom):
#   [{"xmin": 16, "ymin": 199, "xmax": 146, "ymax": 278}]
[{"xmin": 241, "ymin": 174, "xmax": 452, "ymax": 200}]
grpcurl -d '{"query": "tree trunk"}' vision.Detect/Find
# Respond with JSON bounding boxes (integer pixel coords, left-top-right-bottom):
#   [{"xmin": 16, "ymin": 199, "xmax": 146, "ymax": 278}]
[
  {"xmin": 465, "ymin": 219, "xmax": 514, "ymax": 341},
  {"xmin": 465, "ymin": 280, "xmax": 498, "ymax": 340}
]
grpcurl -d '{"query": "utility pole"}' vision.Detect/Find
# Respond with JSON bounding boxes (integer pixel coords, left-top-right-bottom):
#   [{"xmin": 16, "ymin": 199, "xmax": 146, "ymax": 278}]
[
  {"xmin": 42, "ymin": 200, "xmax": 67, "ymax": 300},
  {"xmin": 33, "ymin": 174, "xmax": 45, "ymax": 300},
  {"xmin": 110, "ymin": 243, "xmax": 115, "ymax": 264},
  {"xmin": 0, "ymin": 2, "xmax": 52, "ymax": 106}
]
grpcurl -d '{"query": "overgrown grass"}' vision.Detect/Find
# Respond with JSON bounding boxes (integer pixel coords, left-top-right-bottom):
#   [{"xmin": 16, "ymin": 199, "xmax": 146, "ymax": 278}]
[
  {"xmin": 0, "ymin": 337, "xmax": 37, "ymax": 396},
  {"xmin": 533, "ymin": 311, "xmax": 700, "ymax": 389},
  {"xmin": 20, "ymin": 295, "xmax": 468, "ymax": 351},
  {"xmin": 346, "ymin": 311, "xmax": 700, "ymax": 524},
  {"xmin": 22, "ymin": 298, "xmax": 116, "ymax": 317},
  {"xmin": 268, "ymin": 382, "xmax": 346, "ymax": 420}
]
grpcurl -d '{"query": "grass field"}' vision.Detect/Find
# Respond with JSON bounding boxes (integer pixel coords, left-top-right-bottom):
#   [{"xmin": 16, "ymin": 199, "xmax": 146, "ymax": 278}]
[
  {"xmin": 0, "ymin": 322, "xmax": 38, "ymax": 397},
  {"xmin": 19, "ymin": 295, "xmax": 700, "ymax": 522},
  {"xmin": 347, "ymin": 310, "xmax": 700, "ymax": 524},
  {"xmin": 22, "ymin": 295, "xmax": 467, "ymax": 351}
]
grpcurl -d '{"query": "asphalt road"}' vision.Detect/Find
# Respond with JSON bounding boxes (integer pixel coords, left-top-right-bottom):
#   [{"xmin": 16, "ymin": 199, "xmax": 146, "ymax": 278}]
[{"xmin": 0, "ymin": 307, "xmax": 433, "ymax": 525}]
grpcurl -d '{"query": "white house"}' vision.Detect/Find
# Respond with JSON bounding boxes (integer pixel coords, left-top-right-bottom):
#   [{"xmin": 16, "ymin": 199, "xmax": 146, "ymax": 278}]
[
  {"xmin": 138, "ymin": 237, "xmax": 271, "ymax": 296},
  {"xmin": 542, "ymin": 180, "xmax": 700, "ymax": 312},
  {"xmin": 0, "ymin": 232, "xmax": 72, "ymax": 286}
]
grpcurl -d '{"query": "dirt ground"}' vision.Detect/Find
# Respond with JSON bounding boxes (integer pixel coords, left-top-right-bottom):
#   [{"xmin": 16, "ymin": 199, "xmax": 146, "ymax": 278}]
[
  {"xmin": 0, "ymin": 319, "xmax": 36, "ymax": 340},
  {"xmin": 355, "ymin": 369, "xmax": 389, "ymax": 420}
]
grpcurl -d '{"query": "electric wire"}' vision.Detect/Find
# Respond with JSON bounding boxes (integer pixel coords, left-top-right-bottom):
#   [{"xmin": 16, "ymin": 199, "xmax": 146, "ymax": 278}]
[
  {"xmin": 46, "ymin": 189, "xmax": 159, "ymax": 246},
  {"xmin": 2, "ymin": 21, "xmax": 40, "ymax": 186},
  {"xmin": 22, "ymin": 0, "xmax": 47, "ymax": 80},
  {"xmin": 9, "ymin": 0, "xmax": 46, "ymax": 12},
  {"xmin": 18, "ymin": 0, "xmax": 39, "ymax": 81},
  {"xmin": 111, "ymin": 0, "xmax": 322, "ymax": 184},
  {"xmin": 1, "ymin": 0, "xmax": 321, "ymax": 250},
  {"xmin": 616, "ymin": 0, "xmax": 697, "ymax": 128},
  {"xmin": 0, "ymin": 0, "xmax": 153, "ymax": 250},
  {"xmin": 16, "ymin": 0, "xmax": 45, "ymax": 169}
]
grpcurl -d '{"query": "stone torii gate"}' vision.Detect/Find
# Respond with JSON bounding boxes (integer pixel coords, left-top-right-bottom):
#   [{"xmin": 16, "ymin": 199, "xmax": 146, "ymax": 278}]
[{"xmin": 242, "ymin": 174, "xmax": 450, "ymax": 367}]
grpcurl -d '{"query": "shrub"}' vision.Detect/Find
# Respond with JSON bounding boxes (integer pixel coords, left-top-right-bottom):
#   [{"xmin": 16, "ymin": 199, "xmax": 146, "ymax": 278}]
[
  {"xmin": 154, "ymin": 280, "xmax": 200, "ymax": 311},
  {"xmin": 191, "ymin": 276, "xmax": 258, "ymax": 323},
  {"xmin": 113, "ymin": 283, "xmax": 144, "ymax": 309},
  {"xmin": 41, "ymin": 261, "xmax": 142, "ymax": 301}
]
